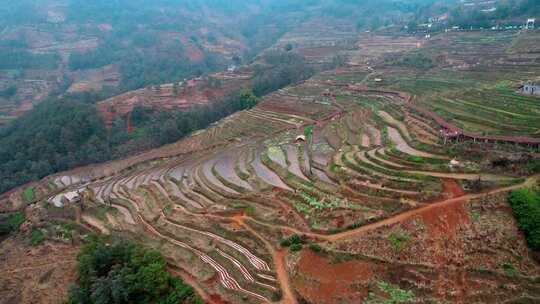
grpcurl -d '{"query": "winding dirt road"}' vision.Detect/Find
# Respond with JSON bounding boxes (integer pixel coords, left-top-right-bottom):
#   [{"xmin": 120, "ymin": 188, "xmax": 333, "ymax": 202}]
[
  {"xmin": 237, "ymin": 216, "xmax": 298, "ymax": 304},
  {"xmin": 245, "ymin": 174, "xmax": 539, "ymax": 243}
]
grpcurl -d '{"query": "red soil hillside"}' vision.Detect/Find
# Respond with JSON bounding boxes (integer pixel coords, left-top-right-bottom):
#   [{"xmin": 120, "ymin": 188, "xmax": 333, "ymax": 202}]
[{"xmin": 96, "ymin": 69, "xmax": 253, "ymax": 128}]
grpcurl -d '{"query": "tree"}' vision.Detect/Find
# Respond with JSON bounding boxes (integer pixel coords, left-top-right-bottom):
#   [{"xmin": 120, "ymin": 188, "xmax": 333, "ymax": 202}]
[
  {"xmin": 239, "ymin": 90, "xmax": 259, "ymax": 108},
  {"xmin": 406, "ymin": 20, "xmax": 418, "ymax": 32},
  {"xmin": 0, "ymin": 85, "xmax": 17, "ymax": 98},
  {"xmin": 252, "ymin": 51, "xmax": 314, "ymax": 96},
  {"xmin": 207, "ymin": 77, "xmax": 222, "ymax": 88},
  {"xmin": 284, "ymin": 43, "xmax": 293, "ymax": 52},
  {"xmin": 232, "ymin": 55, "xmax": 242, "ymax": 65},
  {"xmin": 172, "ymin": 83, "xmax": 180, "ymax": 96},
  {"xmin": 327, "ymin": 55, "xmax": 348, "ymax": 69}
]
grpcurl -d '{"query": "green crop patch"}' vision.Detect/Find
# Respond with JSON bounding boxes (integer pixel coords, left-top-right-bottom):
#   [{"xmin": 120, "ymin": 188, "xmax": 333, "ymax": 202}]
[
  {"xmin": 30, "ymin": 228, "xmax": 45, "ymax": 246},
  {"xmin": 22, "ymin": 187, "xmax": 35, "ymax": 203},
  {"xmin": 508, "ymin": 188, "xmax": 540, "ymax": 251},
  {"xmin": 387, "ymin": 232, "xmax": 410, "ymax": 252}
]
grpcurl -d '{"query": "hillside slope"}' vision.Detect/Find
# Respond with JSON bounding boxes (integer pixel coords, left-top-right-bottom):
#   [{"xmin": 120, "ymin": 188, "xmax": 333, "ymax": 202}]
[{"xmin": 2, "ymin": 27, "xmax": 540, "ymax": 304}]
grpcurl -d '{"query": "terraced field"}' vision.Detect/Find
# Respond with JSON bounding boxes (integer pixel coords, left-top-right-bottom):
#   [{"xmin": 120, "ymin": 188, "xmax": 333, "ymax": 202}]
[
  {"xmin": 9, "ymin": 63, "xmax": 532, "ymax": 303},
  {"xmin": 2, "ymin": 30, "xmax": 540, "ymax": 304},
  {"xmin": 421, "ymin": 86, "xmax": 540, "ymax": 138}
]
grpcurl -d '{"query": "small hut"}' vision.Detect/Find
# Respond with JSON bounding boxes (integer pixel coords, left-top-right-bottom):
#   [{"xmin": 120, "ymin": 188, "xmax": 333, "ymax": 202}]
[
  {"xmin": 62, "ymin": 191, "xmax": 81, "ymax": 205},
  {"xmin": 518, "ymin": 82, "xmax": 540, "ymax": 96}
]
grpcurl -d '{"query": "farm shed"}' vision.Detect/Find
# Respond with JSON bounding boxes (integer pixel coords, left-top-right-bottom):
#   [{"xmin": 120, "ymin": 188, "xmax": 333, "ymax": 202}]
[
  {"xmin": 62, "ymin": 191, "xmax": 81, "ymax": 204},
  {"xmin": 518, "ymin": 82, "xmax": 540, "ymax": 96},
  {"xmin": 295, "ymin": 135, "xmax": 306, "ymax": 142}
]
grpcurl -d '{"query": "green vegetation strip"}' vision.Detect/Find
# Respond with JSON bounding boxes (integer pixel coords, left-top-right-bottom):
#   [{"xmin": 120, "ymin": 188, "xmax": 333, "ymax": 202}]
[{"xmin": 508, "ymin": 188, "xmax": 540, "ymax": 251}]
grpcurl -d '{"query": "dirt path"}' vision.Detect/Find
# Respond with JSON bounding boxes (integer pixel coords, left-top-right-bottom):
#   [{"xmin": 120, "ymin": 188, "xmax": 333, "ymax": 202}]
[
  {"xmin": 231, "ymin": 176, "xmax": 540, "ymax": 304},
  {"xmin": 111, "ymin": 203, "xmax": 136, "ymax": 224},
  {"xmin": 320, "ymin": 174, "xmax": 538, "ymax": 242},
  {"xmin": 242, "ymin": 174, "xmax": 539, "ymax": 243},
  {"xmin": 81, "ymin": 215, "xmax": 110, "ymax": 234},
  {"xmin": 241, "ymin": 221, "xmax": 298, "ymax": 304},
  {"xmin": 405, "ymin": 171, "xmax": 516, "ymax": 182}
]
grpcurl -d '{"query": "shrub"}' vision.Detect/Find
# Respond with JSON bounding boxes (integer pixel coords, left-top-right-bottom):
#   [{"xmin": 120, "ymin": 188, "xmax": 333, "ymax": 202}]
[
  {"xmin": 309, "ymin": 244, "xmax": 322, "ymax": 253},
  {"xmin": 502, "ymin": 263, "xmax": 517, "ymax": 277},
  {"xmin": 397, "ymin": 53, "xmax": 434, "ymax": 69},
  {"xmin": 387, "ymin": 233, "xmax": 410, "ymax": 252},
  {"xmin": 0, "ymin": 212, "xmax": 25, "ymax": 235},
  {"xmin": 330, "ymin": 164, "xmax": 341, "ymax": 173},
  {"xmin": 529, "ymin": 160, "xmax": 540, "ymax": 173},
  {"xmin": 289, "ymin": 243, "xmax": 303, "ymax": 252},
  {"xmin": 30, "ymin": 228, "xmax": 45, "ymax": 246},
  {"xmin": 508, "ymin": 188, "xmax": 540, "ymax": 251},
  {"xmin": 280, "ymin": 234, "xmax": 302, "ymax": 247}
]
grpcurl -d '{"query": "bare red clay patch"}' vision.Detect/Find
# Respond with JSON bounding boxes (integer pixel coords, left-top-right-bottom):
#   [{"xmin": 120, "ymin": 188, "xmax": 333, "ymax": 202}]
[
  {"xmin": 441, "ymin": 178, "xmax": 465, "ymax": 198},
  {"xmin": 180, "ymin": 36, "xmax": 204, "ymax": 62},
  {"xmin": 229, "ymin": 211, "xmax": 246, "ymax": 229},
  {"xmin": 295, "ymin": 249, "xmax": 374, "ymax": 303},
  {"xmin": 415, "ymin": 179, "xmax": 470, "ymax": 302},
  {"xmin": 209, "ymin": 294, "xmax": 229, "ymax": 304}
]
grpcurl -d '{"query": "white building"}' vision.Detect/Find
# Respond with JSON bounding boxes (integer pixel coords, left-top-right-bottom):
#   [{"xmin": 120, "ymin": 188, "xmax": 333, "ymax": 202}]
[
  {"xmin": 518, "ymin": 82, "xmax": 540, "ymax": 96},
  {"xmin": 526, "ymin": 18, "xmax": 535, "ymax": 29},
  {"xmin": 62, "ymin": 191, "xmax": 81, "ymax": 204}
]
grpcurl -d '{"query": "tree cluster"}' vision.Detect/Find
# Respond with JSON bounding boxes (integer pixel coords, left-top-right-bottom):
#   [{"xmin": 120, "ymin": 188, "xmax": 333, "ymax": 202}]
[
  {"xmin": 252, "ymin": 51, "xmax": 314, "ymax": 96},
  {"xmin": 0, "ymin": 86, "xmax": 17, "ymax": 98},
  {"xmin": 0, "ymin": 50, "xmax": 59, "ymax": 70},
  {"xmin": 397, "ymin": 53, "xmax": 435, "ymax": 70},
  {"xmin": 69, "ymin": 237, "xmax": 202, "ymax": 304},
  {"xmin": 68, "ymin": 34, "xmax": 224, "ymax": 93}
]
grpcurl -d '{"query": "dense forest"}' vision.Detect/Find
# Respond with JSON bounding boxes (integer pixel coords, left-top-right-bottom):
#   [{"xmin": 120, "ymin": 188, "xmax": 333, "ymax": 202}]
[
  {"xmin": 0, "ymin": 50, "xmax": 60, "ymax": 70},
  {"xmin": 252, "ymin": 50, "xmax": 315, "ymax": 96},
  {"xmin": 69, "ymin": 236, "xmax": 202, "ymax": 304},
  {"xmin": 0, "ymin": 91, "xmax": 259, "ymax": 194}
]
